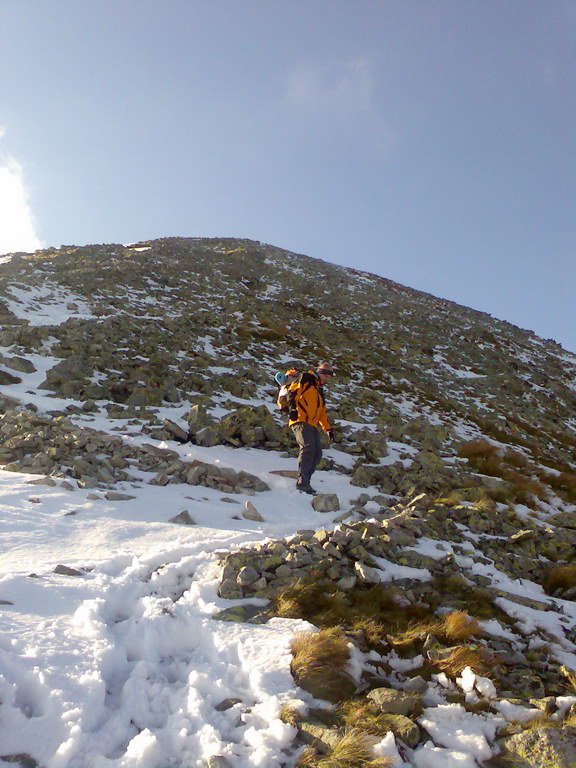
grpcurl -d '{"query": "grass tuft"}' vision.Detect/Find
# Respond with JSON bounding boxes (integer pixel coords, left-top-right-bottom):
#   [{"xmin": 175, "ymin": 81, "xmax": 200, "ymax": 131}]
[
  {"xmin": 442, "ymin": 610, "xmax": 480, "ymax": 641},
  {"xmin": 291, "ymin": 628, "xmax": 350, "ymax": 676},
  {"xmin": 296, "ymin": 728, "xmax": 392, "ymax": 768},
  {"xmin": 564, "ymin": 712, "xmax": 576, "ymax": 727},
  {"xmin": 389, "ymin": 611, "xmax": 479, "ymax": 647},
  {"xmin": 497, "ymin": 714, "xmax": 558, "ymax": 738},
  {"xmin": 275, "ymin": 579, "xmax": 433, "ymax": 640},
  {"xmin": 560, "ymin": 665, "xmax": 576, "ymax": 692},
  {"xmin": 429, "ymin": 645, "xmax": 493, "ymax": 675},
  {"xmin": 539, "ymin": 470, "xmax": 576, "ymax": 503},
  {"xmin": 388, "ymin": 619, "xmax": 436, "ymax": 647},
  {"xmin": 295, "ymin": 747, "xmax": 319, "ymax": 767},
  {"xmin": 436, "ymin": 490, "xmax": 465, "ymax": 507},
  {"xmin": 351, "ymin": 617, "xmax": 388, "ymax": 647},
  {"xmin": 457, "ymin": 439, "xmax": 550, "ymax": 507},
  {"xmin": 291, "ymin": 628, "xmax": 356, "ymax": 703},
  {"xmin": 338, "ymin": 700, "xmax": 397, "ymax": 737},
  {"xmin": 502, "ymin": 449, "xmax": 530, "ymax": 469},
  {"xmin": 543, "ymin": 565, "xmax": 576, "ymax": 594},
  {"xmin": 470, "ymin": 495, "xmax": 497, "ymax": 513},
  {"xmin": 280, "ymin": 702, "xmax": 304, "ymax": 726},
  {"xmin": 275, "ymin": 578, "xmax": 338, "ymax": 621},
  {"xmin": 457, "ymin": 440, "xmax": 499, "ymax": 461}
]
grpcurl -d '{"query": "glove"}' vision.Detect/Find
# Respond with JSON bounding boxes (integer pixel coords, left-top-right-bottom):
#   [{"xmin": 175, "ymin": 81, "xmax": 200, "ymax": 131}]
[
  {"xmin": 289, "ymin": 409, "xmax": 298, "ymax": 421},
  {"xmin": 327, "ymin": 429, "xmax": 334, "ymax": 444}
]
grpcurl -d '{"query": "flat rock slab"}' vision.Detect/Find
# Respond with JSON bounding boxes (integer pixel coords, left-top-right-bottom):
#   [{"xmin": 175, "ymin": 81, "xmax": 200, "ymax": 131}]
[
  {"xmin": 297, "ymin": 720, "xmax": 342, "ymax": 751},
  {"xmin": 497, "ymin": 726, "xmax": 576, "ymax": 768},
  {"xmin": 54, "ymin": 564, "xmax": 83, "ymax": 577},
  {"xmin": 376, "ymin": 713, "xmax": 420, "ymax": 747},
  {"xmin": 312, "ymin": 493, "xmax": 341, "ymax": 513},
  {"xmin": 162, "ymin": 418, "xmax": 189, "ymax": 442},
  {"xmin": 214, "ymin": 698, "xmax": 242, "ymax": 712},
  {"xmin": 206, "ymin": 757, "xmax": 232, "ymax": 768},
  {"xmin": 169, "ymin": 511, "xmax": 196, "ymax": 525},
  {"xmin": 269, "ymin": 470, "xmax": 298, "ymax": 478},
  {"xmin": 367, "ymin": 686, "xmax": 420, "ymax": 716},
  {"xmin": 212, "ymin": 604, "xmax": 271, "ymax": 625}
]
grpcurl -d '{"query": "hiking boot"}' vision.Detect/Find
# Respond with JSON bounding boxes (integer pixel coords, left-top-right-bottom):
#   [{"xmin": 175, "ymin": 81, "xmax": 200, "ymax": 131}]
[{"xmin": 296, "ymin": 483, "xmax": 317, "ymax": 495}]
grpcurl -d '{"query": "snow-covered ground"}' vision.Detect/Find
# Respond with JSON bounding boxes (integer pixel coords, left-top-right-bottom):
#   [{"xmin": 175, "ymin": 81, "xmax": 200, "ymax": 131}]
[
  {"xmin": 0, "ymin": 434, "xmax": 366, "ymax": 768},
  {"xmin": 5, "ymin": 487, "xmax": 569, "ymax": 768}
]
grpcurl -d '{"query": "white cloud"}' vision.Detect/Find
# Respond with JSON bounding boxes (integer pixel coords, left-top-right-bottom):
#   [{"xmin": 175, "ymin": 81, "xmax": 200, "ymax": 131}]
[
  {"xmin": 286, "ymin": 58, "xmax": 375, "ymax": 112},
  {"xmin": 284, "ymin": 58, "xmax": 398, "ymax": 160},
  {"xmin": 0, "ymin": 140, "xmax": 43, "ymax": 256}
]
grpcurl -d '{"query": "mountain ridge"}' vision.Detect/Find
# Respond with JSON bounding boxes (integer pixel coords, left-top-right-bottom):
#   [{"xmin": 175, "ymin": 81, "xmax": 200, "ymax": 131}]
[{"xmin": 0, "ymin": 236, "xmax": 575, "ymax": 768}]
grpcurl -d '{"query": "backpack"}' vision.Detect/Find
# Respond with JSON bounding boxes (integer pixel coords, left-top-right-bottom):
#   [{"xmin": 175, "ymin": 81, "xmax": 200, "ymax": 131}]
[{"xmin": 275, "ymin": 368, "xmax": 301, "ymax": 412}]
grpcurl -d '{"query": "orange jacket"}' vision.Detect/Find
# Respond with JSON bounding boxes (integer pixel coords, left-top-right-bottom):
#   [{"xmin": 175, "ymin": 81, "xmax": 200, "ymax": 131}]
[{"xmin": 279, "ymin": 371, "xmax": 331, "ymax": 431}]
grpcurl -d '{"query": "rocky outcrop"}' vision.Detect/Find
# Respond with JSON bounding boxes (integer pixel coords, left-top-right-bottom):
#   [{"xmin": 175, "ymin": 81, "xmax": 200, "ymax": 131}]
[
  {"xmin": 0, "ymin": 408, "xmax": 267, "ymax": 493},
  {"xmin": 216, "ymin": 492, "xmax": 576, "ymax": 703},
  {"xmin": 497, "ymin": 726, "xmax": 576, "ymax": 768},
  {"xmin": 1, "ymin": 237, "xmax": 573, "ymax": 480}
]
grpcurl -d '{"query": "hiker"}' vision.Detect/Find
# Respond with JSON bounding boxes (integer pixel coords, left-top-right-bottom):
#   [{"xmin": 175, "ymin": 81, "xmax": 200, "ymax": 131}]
[{"xmin": 278, "ymin": 362, "xmax": 335, "ymax": 494}]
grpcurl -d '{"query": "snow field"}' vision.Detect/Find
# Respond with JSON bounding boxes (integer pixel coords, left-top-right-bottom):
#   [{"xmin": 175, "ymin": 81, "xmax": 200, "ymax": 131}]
[{"xmin": 2, "ymin": 528, "xmax": 312, "ymax": 767}]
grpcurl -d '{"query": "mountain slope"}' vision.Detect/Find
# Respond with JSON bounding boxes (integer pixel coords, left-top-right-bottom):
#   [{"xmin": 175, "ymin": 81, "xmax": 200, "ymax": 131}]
[{"xmin": 0, "ymin": 237, "xmax": 575, "ymax": 768}]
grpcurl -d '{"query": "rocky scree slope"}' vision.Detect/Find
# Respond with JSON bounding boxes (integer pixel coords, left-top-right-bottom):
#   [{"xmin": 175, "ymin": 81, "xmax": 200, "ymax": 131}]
[{"xmin": 1, "ymin": 237, "xmax": 576, "ymax": 766}]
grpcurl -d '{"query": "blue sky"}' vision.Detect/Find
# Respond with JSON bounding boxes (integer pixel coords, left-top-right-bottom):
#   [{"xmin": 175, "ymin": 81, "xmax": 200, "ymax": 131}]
[{"xmin": 1, "ymin": 1, "xmax": 574, "ymax": 351}]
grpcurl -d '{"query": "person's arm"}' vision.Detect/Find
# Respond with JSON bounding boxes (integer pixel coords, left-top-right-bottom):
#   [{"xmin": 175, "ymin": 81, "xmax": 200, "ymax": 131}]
[{"xmin": 317, "ymin": 397, "xmax": 332, "ymax": 433}]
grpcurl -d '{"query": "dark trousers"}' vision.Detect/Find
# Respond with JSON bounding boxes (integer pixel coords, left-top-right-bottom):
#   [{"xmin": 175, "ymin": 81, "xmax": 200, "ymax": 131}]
[{"xmin": 291, "ymin": 422, "xmax": 322, "ymax": 486}]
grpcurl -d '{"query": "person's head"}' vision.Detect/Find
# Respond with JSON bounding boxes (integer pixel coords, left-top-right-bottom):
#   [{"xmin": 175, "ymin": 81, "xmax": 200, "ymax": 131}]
[{"xmin": 316, "ymin": 361, "xmax": 334, "ymax": 384}]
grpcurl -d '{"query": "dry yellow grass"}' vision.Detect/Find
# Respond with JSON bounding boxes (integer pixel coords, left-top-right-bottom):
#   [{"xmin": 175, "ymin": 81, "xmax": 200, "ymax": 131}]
[
  {"xmin": 291, "ymin": 628, "xmax": 350, "ymax": 677},
  {"xmin": 559, "ymin": 665, "xmax": 576, "ymax": 692},
  {"xmin": 458, "ymin": 440, "xmax": 556, "ymax": 506},
  {"xmin": 544, "ymin": 565, "xmax": 576, "ymax": 594},
  {"xmin": 338, "ymin": 700, "xmax": 398, "ymax": 737},
  {"xmin": 275, "ymin": 578, "xmax": 335, "ymax": 620},
  {"xmin": 276, "ymin": 580, "xmax": 434, "ymax": 643},
  {"xmin": 502, "ymin": 449, "xmax": 530, "ymax": 468},
  {"xmin": 442, "ymin": 611, "xmax": 480, "ymax": 641},
  {"xmin": 296, "ymin": 729, "xmax": 392, "ymax": 768},
  {"xmin": 505, "ymin": 470, "xmax": 548, "ymax": 502},
  {"xmin": 502, "ymin": 708, "xmax": 576, "ymax": 735},
  {"xmin": 498, "ymin": 714, "xmax": 557, "ymax": 738},
  {"xmin": 388, "ymin": 619, "xmax": 436, "ymax": 647},
  {"xmin": 457, "ymin": 440, "xmax": 551, "ymax": 506},
  {"xmin": 280, "ymin": 702, "xmax": 304, "ymax": 726},
  {"xmin": 436, "ymin": 490, "xmax": 465, "ymax": 507},
  {"xmin": 389, "ymin": 611, "xmax": 479, "ymax": 647},
  {"xmin": 351, "ymin": 618, "xmax": 388, "ymax": 647},
  {"xmin": 539, "ymin": 470, "xmax": 576, "ymax": 503},
  {"xmin": 457, "ymin": 440, "xmax": 499, "ymax": 461},
  {"xmin": 430, "ymin": 645, "xmax": 493, "ymax": 675},
  {"xmin": 274, "ymin": 577, "xmax": 354, "ymax": 628},
  {"xmin": 470, "ymin": 495, "xmax": 497, "ymax": 513},
  {"xmin": 325, "ymin": 729, "xmax": 392, "ymax": 768},
  {"xmin": 290, "ymin": 628, "xmax": 356, "ymax": 703},
  {"xmin": 295, "ymin": 747, "xmax": 318, "ymax": 767},
  {"xmin": 558, "ymin": 471, "xmax": 576, "ymax": 502}
]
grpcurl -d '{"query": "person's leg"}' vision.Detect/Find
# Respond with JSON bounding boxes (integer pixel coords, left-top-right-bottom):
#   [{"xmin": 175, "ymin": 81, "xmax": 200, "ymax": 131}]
[
  {"xmin": 291, "ymin": 423, "xmax": 317, "ymax": 489},
  {"xmin": 309, "ymin": 427, "xmax": 322, "ymax": 479}
]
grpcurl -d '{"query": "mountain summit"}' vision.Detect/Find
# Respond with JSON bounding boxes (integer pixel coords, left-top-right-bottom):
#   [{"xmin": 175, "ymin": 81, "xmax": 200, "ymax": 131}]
[{"xmin": 0, "ymin": 237, "xmax": 575, "ymax": 768}]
